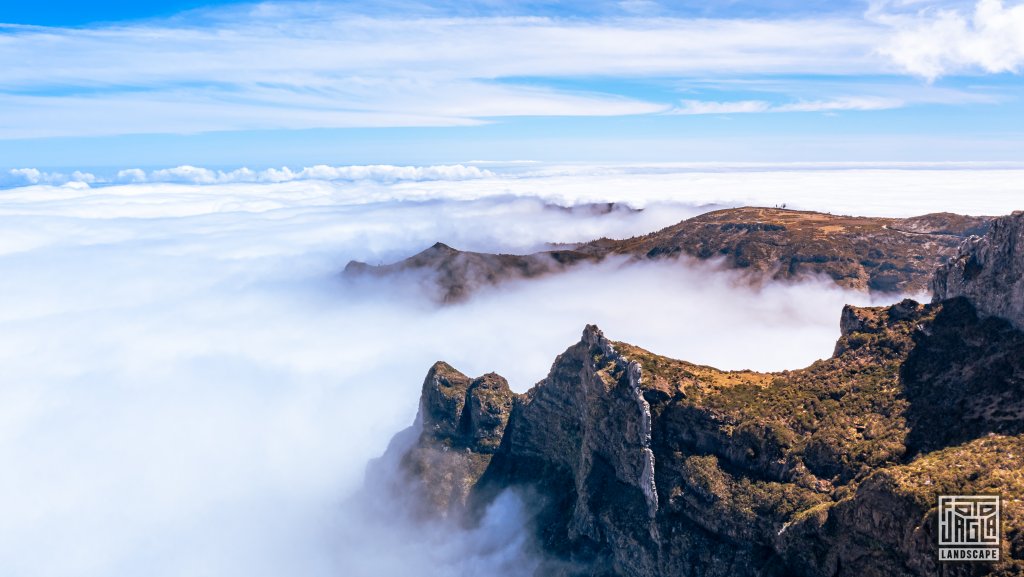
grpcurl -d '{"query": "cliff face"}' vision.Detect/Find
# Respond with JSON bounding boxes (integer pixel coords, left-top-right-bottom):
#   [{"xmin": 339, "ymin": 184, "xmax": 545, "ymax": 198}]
[
  {"xmin": 376, "ymin": 211, "xmax": 1024, "ymax": 576},
  {"xmin": 388, "ymin": 361, "xmax": 518, "ymax": 519},
  {"xmin": 345, "ymin": 208, "xmax": 994, "ymax": 301},
  {"xmin": 933, "ymin": 211, "xmax": 1024, "ymax": 331},
  {"xmin": 390, "ymin": 309, "xmax": 1024, "ymax": 576},
  {"xmin": 385, "ymin": 309, "xmax": 1024, "ymax": 573}
]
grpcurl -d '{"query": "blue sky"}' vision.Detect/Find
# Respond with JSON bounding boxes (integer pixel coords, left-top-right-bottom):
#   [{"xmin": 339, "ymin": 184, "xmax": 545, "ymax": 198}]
[
  {"xmin": 1, "ymin": 0, "xmax": 1023, "ymax": 168},
  {"xmin": 0, "ymin": 1, "xmax": 875, "ymax": 25}
]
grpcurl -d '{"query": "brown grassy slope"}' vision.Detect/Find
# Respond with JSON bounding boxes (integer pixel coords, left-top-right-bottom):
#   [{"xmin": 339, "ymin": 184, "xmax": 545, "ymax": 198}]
[
  {"xmin": 602, "ymin": 207, "xmax": 992, "ymax": 292},
  {"xmin": 344, "ymin": 207, "xmax": 993, "ymax": 301}
]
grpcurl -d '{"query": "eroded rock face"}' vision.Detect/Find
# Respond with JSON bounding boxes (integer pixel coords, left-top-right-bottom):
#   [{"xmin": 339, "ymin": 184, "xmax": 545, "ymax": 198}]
[
  {"xmin": 477, "ymin": 325, "xmax": 660, "ymax": 570},
  {"xmin": 385, "ymin": 361, "xmax": 517, "ymax": 519},
  {"xmin": 933, "ymin": 211, "xmax": 1024, "ymax": 331},
  {"xmin": 372, "ymin": 212, "xmax": 1024, "ymax": 575},
  {"xmin": 383, "ymin": 309, "xmax": 1024, "ymax": 576}
]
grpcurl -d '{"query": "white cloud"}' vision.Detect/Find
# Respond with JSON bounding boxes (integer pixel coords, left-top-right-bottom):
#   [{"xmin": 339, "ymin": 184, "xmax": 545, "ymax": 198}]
[
  {"xmin": 673, "ymin": 96, "xmax": 905, "ymax": 114},
  {"xmin": 0, "ymin": 13, "xmax": 884, "ymax": 89},
  {"xmin": 140, "ymin": 163, "xmax": 494, "ymax": 185},
  {"xmin": 674, "ymin": 99, "xmax": 773, "ymax": 114},
  {"xmin": 115, "ymin": 168, "xmax": 147, "ymax": 183},
  {"xmin": 4, "ymin": 162, "xmax": 1024, "ymax": 219},
  {"xmin": 776, "ymin": 96, "xmax": 905, "ymax": 111},
  {"xmin": 0, "ymin": 83, "xmax": 663, "ymax": 139},
  {"xmin": 0, "ymin": 171, "xmax": 889, "ymax": 577},
  {"xmin": 878, "ymin": 0, "xmax": 1024, "ymax": 79},
  {"xmin": 0, "ymin": 163, "xmax": 1020, "ymax": 575},
  {"xmin": 0, "ymin": 2, "xmax": 1016, "ymax": 138},
  {"xmin": 7, "ymin": 164, "xmax": 493, "ymax": 188},
  {"xmin": 5, "ymin": 167, "xmax": 97, "ymax": 186},
  {"xmin": 251, "ymin": 164, "xmax": 495, "ymax": 184},
  {"xmin": 0, "ymin": 3, "xmax": 1016, "ymax": 139},
  {"xmin": 0, "ymin": 6, "xmax": 890, "ymax": 138}
]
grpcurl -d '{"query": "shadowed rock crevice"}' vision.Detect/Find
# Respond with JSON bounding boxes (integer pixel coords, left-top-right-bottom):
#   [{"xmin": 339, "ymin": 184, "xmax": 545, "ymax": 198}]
[{"xmin": 933, "ymin": 211, "xmax": 1024, "ymax": 330}]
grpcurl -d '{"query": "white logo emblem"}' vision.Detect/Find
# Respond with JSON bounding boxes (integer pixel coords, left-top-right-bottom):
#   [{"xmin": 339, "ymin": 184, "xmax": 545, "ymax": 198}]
[{"xmin": 938, "ymin": 495, "xmax": 1001, "ymax": 562}]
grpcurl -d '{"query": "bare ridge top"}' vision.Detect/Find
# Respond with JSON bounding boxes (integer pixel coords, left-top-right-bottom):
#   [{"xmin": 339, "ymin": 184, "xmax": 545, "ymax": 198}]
[{"xmin": 343, "ymin": 207, "xmax": 997, "ymax": 301}]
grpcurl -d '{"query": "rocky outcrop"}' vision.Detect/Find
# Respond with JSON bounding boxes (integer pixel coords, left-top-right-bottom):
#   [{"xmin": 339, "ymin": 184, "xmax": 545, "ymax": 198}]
[
  {"xmin": 385, "ymin": 361, "xmax": 517, "ymax": 518},
  {"xmin": 343, "ymin": 242, "xmax": 598, "ymax": 302},
  {"xmin": 608, "ymin": 208, "xmax": 992, "ymax": 294},
  {"xmin": 475, "ymin": 325, "xmax": 661, "ymax": 568},
  {"xmin": 386, "ymin": 306, "xmax": 1024, "ymax": 576},
  {"xmin": 373, "ymin": 210, "xmax": 1024, "ymax": 575},
  {"xmin": 933, "ymin": 211, "xmax": 1024, "ymax": 330},
  {"xmin": 345, "ymin": 208, "xmax": 994, "ymax": 301}
]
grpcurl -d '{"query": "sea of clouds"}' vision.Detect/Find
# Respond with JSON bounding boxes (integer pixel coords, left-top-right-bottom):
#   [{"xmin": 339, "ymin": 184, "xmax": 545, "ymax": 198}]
[{"xmin": 0, "ymin": 163, "xmax": 1021, "ymax": 577}]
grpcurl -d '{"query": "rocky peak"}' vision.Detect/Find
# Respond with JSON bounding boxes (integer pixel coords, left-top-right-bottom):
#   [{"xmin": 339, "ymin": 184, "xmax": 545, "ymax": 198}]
[
  {"xmin": 428, "ymin": 241, "xmax": 456, "ymax": 252},
  {"xmin": 838, "ymin": 298, "xmax": 921, "ymax": 330},
  {"xmin": 933, "ymin": 211, "xmax": 1024, "ymax": 330},
  {"xmin": 418, "ymin": 361, "xmax": 472, "ymax": 439},
  {"xmin": 381, "ymin": 300, "xmax": 1024, "ymax": 574},
  {"xmin": 386, "ymin": 361, "xmax": 517, "ymax": 519},
  {"xmin": 581, "ymin": 322, "xmax": 606, "ymax": 348},
  {"xmin": 473, "ymin": 324, "xmax": 661, "ymax": 561},
  {"xmin": 417, "ymin": 361, "xmax": 515, "ymax": 453}
]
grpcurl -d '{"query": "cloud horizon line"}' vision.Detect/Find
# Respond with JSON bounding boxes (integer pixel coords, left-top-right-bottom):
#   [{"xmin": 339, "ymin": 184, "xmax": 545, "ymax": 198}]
[{"xmin": 3, "ymin": 163, "xmax": 495, "ymax": 188}]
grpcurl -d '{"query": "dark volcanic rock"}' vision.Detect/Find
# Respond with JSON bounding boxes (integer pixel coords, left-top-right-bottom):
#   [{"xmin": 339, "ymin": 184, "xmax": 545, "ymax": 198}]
[
  {"xmin": 344, "ymin": 207, "xmax": 994, "ymax": 301},
  {"xmin": 370, "ymin": 207, "xmax": 1024, "ymax": 575},
  {"xmin": 933, "ymin": 211, "xmax": 1024, "ymax": 330},
  {"xmin": 343, "ymin": 242, "xmax": 599, "ymax": 302},
  {"xmin": 610, "ymin": 208, "xmax": 992, "ymax": 294},
  {"xmin": 383, "ymin": 361, "xmax": 518, "ymax": 519},
  {"xmin": 373, "ymin": 210, "xmax": 1024, "ymax": 576},
  {"xmin": 389, "ymin": 311, "xmax": 1024, "ymax": 576}
]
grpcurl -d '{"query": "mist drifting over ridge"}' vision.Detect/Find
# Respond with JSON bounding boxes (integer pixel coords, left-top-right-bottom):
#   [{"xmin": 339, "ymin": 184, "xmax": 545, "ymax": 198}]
[{"xmin": 1, "ymin": 163, "xmax": 1022, "ymax": 577}]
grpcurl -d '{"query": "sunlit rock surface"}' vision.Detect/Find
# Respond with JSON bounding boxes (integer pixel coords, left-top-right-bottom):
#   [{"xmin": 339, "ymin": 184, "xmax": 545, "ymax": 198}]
[
  {"xmin": 934, "ymin": 211, "xmax": 1024, "ymax": 331},
  {"xmin": 346, "ymin": 207, "xmax": 994, "ymax": 301},
  {"xmin": 378, "ymin": 214, "xmax": 1024, "ymax": 576}
]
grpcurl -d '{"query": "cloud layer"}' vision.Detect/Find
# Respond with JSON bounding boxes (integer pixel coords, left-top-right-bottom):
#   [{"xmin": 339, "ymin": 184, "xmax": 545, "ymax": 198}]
[
  {"xmin": 4, "ymin": 162, "xmax": 1023, "ymax": 219},
  {"xmin": 0, "ymin": 164, "xmax": 1018, "ymax": 576},
  {"xmin": 0, "ymin": 1, "xmax": 1019, "ymax": 138},
  {"xmin": 5, "ymin": 162, "xmax": 988, "ymax": 576},
  {"xmin": 3, "ymin": 164, "xmax": 494, "ymax": 188},
  {"xmin": 673, "ymin": 96, "xmax": 905, "ymax": 115}
]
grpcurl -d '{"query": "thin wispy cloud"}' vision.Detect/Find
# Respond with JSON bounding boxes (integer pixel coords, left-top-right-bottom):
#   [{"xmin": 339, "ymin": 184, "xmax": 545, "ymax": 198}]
[
  {"xmin": 0, "ymin": 1, "xmax": 1018, "ymax": 139},
  {"xmin": 673, "ymin": 96, "xmax": 905, "ymax": 115}
]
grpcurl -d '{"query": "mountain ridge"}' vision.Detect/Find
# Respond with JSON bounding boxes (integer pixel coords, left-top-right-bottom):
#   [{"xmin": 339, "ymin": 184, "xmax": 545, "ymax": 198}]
[
  {"xmin": 344, "ymin": 207, "xmax": 994, "ymax": 302},
  {"xmin": 374, "ymin": 211, "xmax": 1024, "ymax": 576}
]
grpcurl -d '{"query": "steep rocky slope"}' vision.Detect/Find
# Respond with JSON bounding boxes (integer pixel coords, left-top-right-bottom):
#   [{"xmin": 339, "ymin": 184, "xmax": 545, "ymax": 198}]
[
  {"xmin": 377, "ymin": 212, "xmax": 1024, "ymax": 576},
  {"xmin": 934, "ymin": 211, "xmax": 1024, "ymax": 330},
  {"xmin": 344, "ymin": 242, "xmax": 598, "ymax": 303},
  {"xmin": 345, "ymin": 208, "xmax": 993, "ymax": 301}
]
